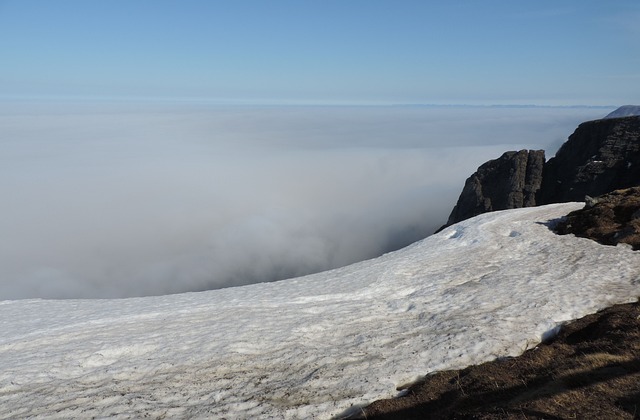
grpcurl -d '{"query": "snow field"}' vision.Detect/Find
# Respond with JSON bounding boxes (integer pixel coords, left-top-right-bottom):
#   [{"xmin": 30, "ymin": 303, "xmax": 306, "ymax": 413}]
[{"xmin": 0, "ymin": 202, "xmax": 639, "ymax": 418}]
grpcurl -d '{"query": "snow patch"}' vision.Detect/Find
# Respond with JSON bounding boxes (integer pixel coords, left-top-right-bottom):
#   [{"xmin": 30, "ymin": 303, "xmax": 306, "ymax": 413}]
[{"xmin": 0, "ymin": 203, "xmax": 639, "ymax": 418}]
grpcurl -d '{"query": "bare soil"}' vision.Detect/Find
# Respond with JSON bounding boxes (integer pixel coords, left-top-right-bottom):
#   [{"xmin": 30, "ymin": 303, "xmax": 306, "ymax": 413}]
[{"xmin": 348, "ymin": 300, "xmax": 640, "ymax": 419}]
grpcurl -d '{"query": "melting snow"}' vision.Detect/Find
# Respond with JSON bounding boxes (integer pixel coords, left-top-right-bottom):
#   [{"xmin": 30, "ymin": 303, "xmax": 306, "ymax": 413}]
[{"xmin": 0, "ymin": 203, "xmax": 639, "ymax": 419}]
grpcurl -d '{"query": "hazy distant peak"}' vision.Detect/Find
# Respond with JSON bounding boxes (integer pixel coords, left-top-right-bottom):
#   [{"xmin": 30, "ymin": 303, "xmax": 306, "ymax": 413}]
[{"xmin": 604, "ymin": 105, "xmax": 640, "ymax": 119}]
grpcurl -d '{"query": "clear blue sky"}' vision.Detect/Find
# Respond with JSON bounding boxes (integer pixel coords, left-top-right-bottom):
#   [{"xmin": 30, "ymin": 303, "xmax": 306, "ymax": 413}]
[{"xmin": 1, "ymin": 0, "xmax": 638, "ymax": 105}]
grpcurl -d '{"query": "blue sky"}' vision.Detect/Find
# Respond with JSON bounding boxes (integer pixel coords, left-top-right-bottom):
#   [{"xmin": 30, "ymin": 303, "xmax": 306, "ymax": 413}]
[{"xmin": 1, "ymin": 0, "xmax": 639, "ymax": 105}]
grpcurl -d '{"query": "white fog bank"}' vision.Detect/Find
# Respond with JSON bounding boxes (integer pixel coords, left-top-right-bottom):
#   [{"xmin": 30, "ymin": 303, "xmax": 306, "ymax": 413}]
[{"xmin": 0, "ymin": 103, "xmax": 610, "ymax": 299}]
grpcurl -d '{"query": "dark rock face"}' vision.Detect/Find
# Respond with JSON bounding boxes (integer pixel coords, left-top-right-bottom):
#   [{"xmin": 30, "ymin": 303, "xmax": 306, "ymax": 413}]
[
  {"xmin": 444, "ymin": 116, "xmax": 640, "ymax": 228},
  {"xmin": 446, "ymin": 150, "xmax": 545, "ymax": 225},
  {"xmin": 539, "ymin": 116, "xmax": 640, "ymax": 204},
  {"xmin": 554, "ymin": 187, "xmax": 640, "ymax": 250}
]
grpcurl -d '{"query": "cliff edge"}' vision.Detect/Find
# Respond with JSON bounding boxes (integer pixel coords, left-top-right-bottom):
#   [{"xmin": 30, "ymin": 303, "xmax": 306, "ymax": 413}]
[
  {"xmin": 445, "ymin": 114, "xmax": 640, "ymax": 227},
  {"xmin": 446, "ymin": 150, "xmax": 544, "ymax": 226},
  {"xmin": 539, "ymin": 116, "xmax": 640, "ymax": 204}
]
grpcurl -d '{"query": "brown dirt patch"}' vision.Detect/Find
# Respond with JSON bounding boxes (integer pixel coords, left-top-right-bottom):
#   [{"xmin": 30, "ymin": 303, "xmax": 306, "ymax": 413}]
[
  {"xmin": 554, "ymin": 187, "xmax": 640, "ymax": 249},
  {"xmin": 346, "ymin": 301, "xmax": 640, "ymax": 419}
]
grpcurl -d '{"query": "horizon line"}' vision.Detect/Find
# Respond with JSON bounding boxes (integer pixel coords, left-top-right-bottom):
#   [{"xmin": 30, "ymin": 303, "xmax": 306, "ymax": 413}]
[{"xmin": 0, "ymin": 94, "xmax": 621, "ymax": 109}]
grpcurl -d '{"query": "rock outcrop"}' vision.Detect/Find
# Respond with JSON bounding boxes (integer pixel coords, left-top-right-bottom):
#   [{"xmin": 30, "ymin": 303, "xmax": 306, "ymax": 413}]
[
  {"xmin": 539, "ymin": 116, "xmax": 640, "ymax": 204},
  {"xmin": 445, "ymin": 115, "xmax": 640, "ymax": 227},
  {"xmin": 446, "ymin": 150, "xmax": 545, "ymax": 226},
  {"xmin": 554, "ymin": 187, "xmax": 640, "ymax": 250}
]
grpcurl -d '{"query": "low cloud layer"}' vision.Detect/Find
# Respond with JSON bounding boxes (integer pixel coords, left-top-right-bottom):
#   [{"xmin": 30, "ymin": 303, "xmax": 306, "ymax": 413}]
[{"xmin": 0, "ymin": 103, "xmax": 608, "ymax": 299}]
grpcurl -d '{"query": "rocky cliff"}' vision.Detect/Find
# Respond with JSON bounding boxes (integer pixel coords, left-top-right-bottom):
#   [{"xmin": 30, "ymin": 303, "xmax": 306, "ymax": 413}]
[
  {"xmin": 539, "ymin": 116, "xmax": 640, "ymax": 204},
  {"xmin": 446, "ymin": 150, "xmax": 545, "ymax": 226},
  {"xmin": 445, "ymin": 115, "xmax": 640, "ymax": 227}
]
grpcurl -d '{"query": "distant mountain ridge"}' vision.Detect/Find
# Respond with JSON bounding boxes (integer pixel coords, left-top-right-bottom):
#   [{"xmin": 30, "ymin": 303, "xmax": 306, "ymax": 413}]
[
  {"xmin": 444, "ymin": 108, "xmax": 640, "ymax": 227},
  {"xmin": 604, "ymin": 105, "xmax": 640, "ymax": 119}
]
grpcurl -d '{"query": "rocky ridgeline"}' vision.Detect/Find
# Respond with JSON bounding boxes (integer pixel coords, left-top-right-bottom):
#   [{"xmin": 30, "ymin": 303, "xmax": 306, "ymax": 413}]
[{"xmin": 445, "ymin": 112, "xmax": 640, "ymax": 228}]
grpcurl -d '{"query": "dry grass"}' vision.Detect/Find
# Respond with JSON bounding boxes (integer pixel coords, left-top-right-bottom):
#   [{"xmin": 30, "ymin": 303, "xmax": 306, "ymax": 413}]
[
  {"xmin": 555, "ymin": 187, "xmax": 640, "ymax": 250},
  {"xmin": 347, "ymin": 300, "xmax": 640, "ymax": 420}
]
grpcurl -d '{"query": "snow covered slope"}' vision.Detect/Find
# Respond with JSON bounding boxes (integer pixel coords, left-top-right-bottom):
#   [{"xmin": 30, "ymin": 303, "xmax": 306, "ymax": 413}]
[{"xmin": 1, "ymin": 203, "xmax": 639, "ymax": 419}]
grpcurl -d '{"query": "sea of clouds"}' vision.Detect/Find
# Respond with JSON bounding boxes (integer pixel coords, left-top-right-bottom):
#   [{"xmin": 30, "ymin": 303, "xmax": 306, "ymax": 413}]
[{"xmin": 0, "ymin": 102, "xmax": 609, "ymax": 299}]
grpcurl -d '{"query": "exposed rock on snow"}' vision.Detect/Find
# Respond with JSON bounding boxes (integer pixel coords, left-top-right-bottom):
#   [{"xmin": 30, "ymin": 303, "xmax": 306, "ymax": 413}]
[
  {"xmin": 555, "ymin": 187, "xmax": 640, "ymax": 250},
  {"xmin": 0, "ymin": 204, "xmax": 639, "ymax": 419}
]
